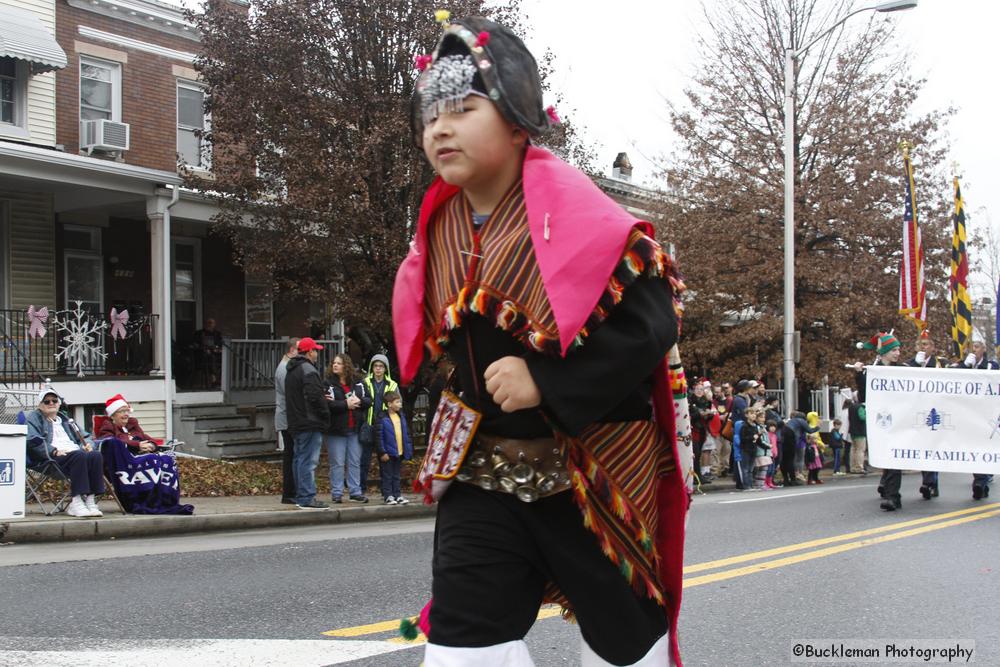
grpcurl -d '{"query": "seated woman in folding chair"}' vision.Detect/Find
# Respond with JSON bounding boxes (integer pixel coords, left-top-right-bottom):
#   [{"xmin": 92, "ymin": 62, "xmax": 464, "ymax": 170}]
[
  {"xmin": 95, "ymin": 394, "xmax": 161, "ymax": 454},
  {"xmin": 24, "ymin": 388, "xmax": 105, "ymax": 518},
  {"xmin": 94, "ymin": 393, "xmax": 193, "ymax": 515}
]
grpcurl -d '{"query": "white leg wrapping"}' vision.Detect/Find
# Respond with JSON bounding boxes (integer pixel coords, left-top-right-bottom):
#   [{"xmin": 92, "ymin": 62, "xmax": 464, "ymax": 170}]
[
  {"xmin": 580, "ymin": 632, "xmax": 670, "ymax": 667},
  {"xmin": 424, "ymin": 640, "xmax": 536, "ymax": 667}
]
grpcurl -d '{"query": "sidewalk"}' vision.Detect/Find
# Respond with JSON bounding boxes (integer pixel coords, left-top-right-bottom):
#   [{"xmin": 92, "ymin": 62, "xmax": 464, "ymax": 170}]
[
  {"xmin": 0, "ymin": 492, "xmax": 436, "ymax": 544},
  {"xmin": 691, "ymin": 467, "xmax": 871, "ymax": 495}
]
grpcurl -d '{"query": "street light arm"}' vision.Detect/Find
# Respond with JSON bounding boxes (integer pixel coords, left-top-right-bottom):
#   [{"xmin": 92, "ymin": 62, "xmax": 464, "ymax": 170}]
[{"xmin": 793, "ymin": 6, "xmax": 879, "ymax": 58}]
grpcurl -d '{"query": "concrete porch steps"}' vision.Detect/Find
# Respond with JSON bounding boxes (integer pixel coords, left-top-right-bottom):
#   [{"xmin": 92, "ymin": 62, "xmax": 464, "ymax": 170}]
[
  {"xmin": 193, "ymin": 425, "xmax": 267, "ymax": 442},
  {"xmin": 205, "ymin": 437, "xmax": 280, "ymax": 457},
  {"xmin": 174, "ymin": 402, "xmax": 275, "ymax": 459},
  {"xmin": 217, "ymin": 449, "xmax": 284, "ymax": 462}
]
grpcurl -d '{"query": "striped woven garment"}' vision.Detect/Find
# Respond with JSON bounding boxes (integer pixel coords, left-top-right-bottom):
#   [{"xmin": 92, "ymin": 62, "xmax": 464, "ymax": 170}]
[{"xmin": 423, "ymin": 183, "xmax": 679, "ymax": 608}]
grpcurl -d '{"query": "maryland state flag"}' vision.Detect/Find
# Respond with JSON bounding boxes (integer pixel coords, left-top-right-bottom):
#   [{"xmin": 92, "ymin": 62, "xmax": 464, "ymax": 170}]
[
  {"xmin": 898, "ymin": 142, "xmax": 927, "ymax": 329},
  {"xmin": 949, "ymin": 177, "xmax": 973, "ymax": 355}
]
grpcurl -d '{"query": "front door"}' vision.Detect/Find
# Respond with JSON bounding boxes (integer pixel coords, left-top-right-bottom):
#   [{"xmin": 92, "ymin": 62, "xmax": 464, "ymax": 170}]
[{"xmin": 171, "ymin": 238, "xmax": 201, "ymax": 345}]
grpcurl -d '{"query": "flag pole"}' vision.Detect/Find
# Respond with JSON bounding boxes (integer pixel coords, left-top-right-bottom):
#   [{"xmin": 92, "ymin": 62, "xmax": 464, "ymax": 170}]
[{"xmin": 898, "ymin": 139, "xmax": 927, "ymax": 331}]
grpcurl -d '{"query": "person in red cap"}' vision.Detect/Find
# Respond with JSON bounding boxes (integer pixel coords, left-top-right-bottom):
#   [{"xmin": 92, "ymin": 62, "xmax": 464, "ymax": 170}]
[
  {"xmin": 96, "ymin": 394, "xmax": 159, "ymax": 454},
  {"xmin": 283, "ymin": 337, "xmax": 330, "ymax": 509}
]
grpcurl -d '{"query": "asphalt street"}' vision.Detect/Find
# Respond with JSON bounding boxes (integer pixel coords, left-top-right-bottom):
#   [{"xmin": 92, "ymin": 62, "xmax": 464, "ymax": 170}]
[{"xmin": 0, "ymin": 472, "xmax": 997, "ymax": 666}]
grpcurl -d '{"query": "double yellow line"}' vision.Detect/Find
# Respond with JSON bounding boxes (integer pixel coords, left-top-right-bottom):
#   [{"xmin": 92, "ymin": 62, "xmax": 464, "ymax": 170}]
[
  {"xmin": 321, "ymin": 606, "xmax": 563, "ymax": 646},
  {"xmin": 321, "ymin": 502, "xmax": 999, "ymax": 643},
  {"xmin": 683, "ymin": 501, "xmax": 1000, "ymax": 587}
]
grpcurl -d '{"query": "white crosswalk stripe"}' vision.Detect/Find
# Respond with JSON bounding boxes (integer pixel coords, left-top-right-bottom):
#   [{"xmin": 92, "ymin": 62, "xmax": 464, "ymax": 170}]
[{"xmin": 0, "ymin": 637, "xmax": 422, "ymax": 666}]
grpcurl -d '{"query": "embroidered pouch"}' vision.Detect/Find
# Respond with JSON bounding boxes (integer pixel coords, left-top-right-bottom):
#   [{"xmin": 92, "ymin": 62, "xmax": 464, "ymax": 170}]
[{"xmin": 414, "ymin": 389, "xmax": 483, "ymax": 503}]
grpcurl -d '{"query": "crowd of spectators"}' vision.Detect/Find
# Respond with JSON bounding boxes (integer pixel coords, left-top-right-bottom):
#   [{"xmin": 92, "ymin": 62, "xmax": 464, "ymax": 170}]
[
  {"xmin": 275, "ymin": 339, "xmax": 414, "ymax": 510},
  {"xmin": 687, "ymin": 378, "xmax": 852, "ymax": 491}
]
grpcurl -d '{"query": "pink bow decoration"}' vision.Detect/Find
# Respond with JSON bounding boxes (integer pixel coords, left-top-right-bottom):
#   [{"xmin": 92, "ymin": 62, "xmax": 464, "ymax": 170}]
[
  {"xmin": 109, "ymin": 308, "xmax": 129, "ymax": 340},
  {"xmin": 27, "ymin": 305, "xmax": 49, "ymax": 338}
]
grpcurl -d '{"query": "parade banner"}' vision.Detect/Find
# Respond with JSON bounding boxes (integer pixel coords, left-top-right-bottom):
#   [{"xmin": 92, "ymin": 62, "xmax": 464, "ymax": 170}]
[{"xmin": 867, "ymin": 366, "xmax": 1000, "ymax": 474}]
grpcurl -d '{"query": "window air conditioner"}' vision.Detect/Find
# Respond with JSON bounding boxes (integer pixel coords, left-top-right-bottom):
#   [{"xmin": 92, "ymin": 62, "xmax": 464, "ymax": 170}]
[{"xmin": 80, "ymin": 119, "xmax": 130, "ymax": 153}]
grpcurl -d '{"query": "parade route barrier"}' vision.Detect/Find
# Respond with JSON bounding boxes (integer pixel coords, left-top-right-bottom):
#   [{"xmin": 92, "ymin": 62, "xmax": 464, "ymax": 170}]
[
  {"xmin": 0, "ymin": 424, "xmax": 27, "ymax": 520},
  {"xmin": 867, "ymin": 366, "xmax": 1000, "ymax": 474}
]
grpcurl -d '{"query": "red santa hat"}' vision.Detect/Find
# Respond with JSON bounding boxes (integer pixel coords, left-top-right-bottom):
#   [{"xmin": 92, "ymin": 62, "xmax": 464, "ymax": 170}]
[{"xmin": 105, "ymin": 393, "xmax": 130, "ymax": 416}]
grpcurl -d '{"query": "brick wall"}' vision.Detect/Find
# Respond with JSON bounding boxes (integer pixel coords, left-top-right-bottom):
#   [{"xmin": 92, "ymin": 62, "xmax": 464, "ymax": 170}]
[{"xmin": 54, "ymin": 0, "xmax": 199, "ymax": 172}]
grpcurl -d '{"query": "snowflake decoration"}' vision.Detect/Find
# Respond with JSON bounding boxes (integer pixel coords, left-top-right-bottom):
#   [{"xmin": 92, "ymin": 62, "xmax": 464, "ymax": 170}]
[{"xmin": 54, "ymin": 301, "xmax": 108, "ymax": 377}]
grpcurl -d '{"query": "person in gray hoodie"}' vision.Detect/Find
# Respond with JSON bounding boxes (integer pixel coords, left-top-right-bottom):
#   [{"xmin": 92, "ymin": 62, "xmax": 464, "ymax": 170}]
[{"xmin": 360, "ymin": 353, "xmax": 398, "ymax": 497}]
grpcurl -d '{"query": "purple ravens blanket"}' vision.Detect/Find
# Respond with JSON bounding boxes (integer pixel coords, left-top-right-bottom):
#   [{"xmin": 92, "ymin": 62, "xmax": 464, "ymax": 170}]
[{"xmin": 99, "ymin": 438, "xmax": 194, "ymax": 515}]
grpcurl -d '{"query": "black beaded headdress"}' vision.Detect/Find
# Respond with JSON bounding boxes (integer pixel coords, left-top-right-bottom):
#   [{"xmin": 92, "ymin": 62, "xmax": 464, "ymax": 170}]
[{"xmin": 411, "ymin": 13, "xmax": 557, "ymax": 146}]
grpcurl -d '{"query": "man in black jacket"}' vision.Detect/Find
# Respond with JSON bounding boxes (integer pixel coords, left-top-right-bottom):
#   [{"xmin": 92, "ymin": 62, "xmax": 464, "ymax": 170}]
[{"xmin": 284, "ymin": 337, "xmax": 329, "ymax": 509}]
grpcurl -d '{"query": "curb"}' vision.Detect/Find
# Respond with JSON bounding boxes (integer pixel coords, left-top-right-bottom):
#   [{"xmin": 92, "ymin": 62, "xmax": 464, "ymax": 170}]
[{"xmin": 1, "ymin": 502, "xmax": 437, "ymax": 544}]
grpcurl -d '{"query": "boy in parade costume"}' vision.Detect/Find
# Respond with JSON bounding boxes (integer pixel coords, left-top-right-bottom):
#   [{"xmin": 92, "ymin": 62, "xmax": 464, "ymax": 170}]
[
  {"xmin": 392, "ymin": 12, "xmax": 692, "ymax": 666},
  {"xmin": 852, "ymin": 331, "xmax": 904, "ymax": 511}
]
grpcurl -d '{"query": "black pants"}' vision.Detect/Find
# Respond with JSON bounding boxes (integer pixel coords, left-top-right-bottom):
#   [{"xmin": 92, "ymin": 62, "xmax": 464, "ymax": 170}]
[
  {"xmin": 780, "ymin": 434, "xmax": 796, "ymax": 483},
  {"xmin": 359, "ymin": 439, "xmax": 373, "ymax": 494},
  {"xmin": 880, "ymin": 468, "xmax": 902, "ymax": 501},
  {"xmin": 54, "ymin": 449, "xmax": 105, "ymax": 496},
  {"xmin": 429, "ymin": 482, "xmax": 666, "ymax": 664},
  {"xmin": 279, "ymin": 431, "xmax": 296, "ymax": 500}
]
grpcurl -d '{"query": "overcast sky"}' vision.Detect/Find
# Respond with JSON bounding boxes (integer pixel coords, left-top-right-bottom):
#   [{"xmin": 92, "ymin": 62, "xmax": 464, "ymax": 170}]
[
  {"xmin": 170, "ymin": 0, "xmax": 997, "ymax": 301},
  {"xmin": 517, "ymin": 0, "xmax": 999, "ymax": 300}
]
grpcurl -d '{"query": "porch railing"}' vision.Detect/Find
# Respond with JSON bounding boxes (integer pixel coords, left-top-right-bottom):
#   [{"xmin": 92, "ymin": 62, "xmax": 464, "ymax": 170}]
[
  {"xmin": 221, "ymin": 338, "xmax": 346, "ymax": 395},
  {"xmin": 0, "ymin": 387, "xmax": 44, "ymax": 425},
  {"xmin": 1, "ymin": 307, "xmax": 158, "ymax": 384}
]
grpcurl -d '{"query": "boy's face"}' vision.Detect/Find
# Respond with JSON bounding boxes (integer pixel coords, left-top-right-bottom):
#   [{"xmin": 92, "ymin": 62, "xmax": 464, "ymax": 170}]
[
  {"xmin": 423, "ymin": 95, "xmax": 525, "ymax": 192},
  {"xmin": 389, "ymin": 398, "xmax": 403, "ymax": 412}
]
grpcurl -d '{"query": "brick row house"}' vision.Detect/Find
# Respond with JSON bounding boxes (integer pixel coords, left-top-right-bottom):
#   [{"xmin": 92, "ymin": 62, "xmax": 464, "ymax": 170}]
[{"xmin": 0, "ymin": 0, "xmax": 341, "ymax": 456}]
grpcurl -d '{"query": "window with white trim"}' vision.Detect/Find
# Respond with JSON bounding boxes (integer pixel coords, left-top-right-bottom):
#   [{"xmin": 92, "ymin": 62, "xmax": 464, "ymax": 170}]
[
  {"xmin": 79, "ymin": 56, "xmax": 121, "ymax": 121},
  {"xmin": 0, "ymin": 57, "xmax": 27, "ymax": 134},
  {"xmin": 177, "ymin": 81, "xmax": 210, "ymax": 169}
]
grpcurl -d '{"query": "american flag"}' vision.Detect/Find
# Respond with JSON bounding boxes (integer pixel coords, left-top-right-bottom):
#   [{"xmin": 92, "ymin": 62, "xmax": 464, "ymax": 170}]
[{"xmin": 898, "ymin": 145, "xmax": 926, "ymax": 330}]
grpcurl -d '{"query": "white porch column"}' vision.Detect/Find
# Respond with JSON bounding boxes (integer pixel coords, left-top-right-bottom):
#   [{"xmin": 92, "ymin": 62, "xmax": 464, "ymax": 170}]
[
  {"xmin": 147, "ymin": 196, "xmax": 168, "ymax": 375},
  {"xmin": 147, "ymin": 188, "xmax": 178, "ymax": 440}
]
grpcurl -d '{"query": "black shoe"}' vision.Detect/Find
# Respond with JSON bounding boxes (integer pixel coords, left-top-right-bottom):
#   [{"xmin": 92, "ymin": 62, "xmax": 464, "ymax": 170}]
[
  {"xmin": 296, "ymin": 499, "xmax": 329, "ymax": 510},
  {"xmin": 331, "ymin": 496, "xmax": 343, "ymax": 504},
  {"xmin": 880, "ymin": 496, "xmax": 901, "ymax": 511},
  {"xmin": 972, "ymin": 485, "xmax": 984, "ymax": 500},
  {"xmin": 349, "ymin": 495, "xmax": 369, "ymax": 504},
  {"xmin": 280, "ymin": 497, "xmax": 296, "ymax": 505},
  {"xmin": 919, "ymin": 485, "xmax": 931, "ymax": 500},
  {"xmin": 931, "ymin": 484, "xmax": 939, "ymax": 498}
]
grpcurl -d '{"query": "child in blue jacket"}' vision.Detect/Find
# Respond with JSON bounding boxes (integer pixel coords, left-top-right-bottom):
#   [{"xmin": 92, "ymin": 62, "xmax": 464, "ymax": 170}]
[{"xmin": 378, "ymin": 391, "xmax": 413, "ymax": 505}]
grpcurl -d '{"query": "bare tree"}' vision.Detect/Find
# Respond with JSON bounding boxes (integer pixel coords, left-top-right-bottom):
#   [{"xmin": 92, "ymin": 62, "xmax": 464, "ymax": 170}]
[
  {"xmin": 660, "ymin": 0, "xmax": 954, "ymax": 386},
  {"xmin": 190, "ymin": 0, "xmax": 593, "ymax": 357},
  {"xmin": 967, "ymin": 206, "xmax": 999, "ymax": 347}
]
